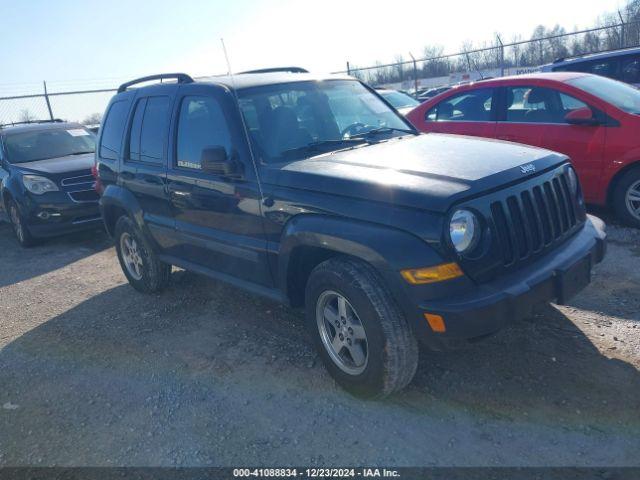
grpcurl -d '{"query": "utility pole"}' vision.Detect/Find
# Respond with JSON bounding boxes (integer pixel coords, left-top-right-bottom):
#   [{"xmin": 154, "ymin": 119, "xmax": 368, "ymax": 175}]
[
  {"xmin": 496, "ymin": 34, "xmax": 505, "ymax": 77},
  {"xmin": 618, "ymin": 10, "xmax": 626, "ymax": 49},
  {"xmin": 409, "ymin": 52, "xmax": 418, "ymax": 95},
  {"xmin": 43, "ymin": 81, "xmax": 54, "ymax": 121}
]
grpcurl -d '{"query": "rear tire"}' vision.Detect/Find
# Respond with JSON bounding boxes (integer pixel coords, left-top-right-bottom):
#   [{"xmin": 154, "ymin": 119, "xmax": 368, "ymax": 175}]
[
  {"xmin": 7, "ymin": 199, "xmax": 37, "ymax": 248},
  {"xmin": 114, "ymin": 216, "xmax": 171, "ymax": 293},
  {"xmin": 613, "ymin": 168, "xmax": 640, "ymax": 228},
  {"xmin": 305, "ymin": 257, "xmax": 418, "ymax": 399}
]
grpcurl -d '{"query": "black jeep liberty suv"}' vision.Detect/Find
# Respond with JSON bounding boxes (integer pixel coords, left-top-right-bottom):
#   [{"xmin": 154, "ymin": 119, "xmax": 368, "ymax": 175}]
[{"xmin": 95, "ymin": 71, "xmax": 606, "ymax": 398}]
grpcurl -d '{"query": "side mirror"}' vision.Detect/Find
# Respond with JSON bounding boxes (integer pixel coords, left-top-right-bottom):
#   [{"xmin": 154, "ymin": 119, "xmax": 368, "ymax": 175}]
[
  {"xmin": 201, "ymin": 146, "xmax": 241, "ymax": 176},
  {"xmin": 565, "ymin": 107, "xmax": 600, "ymax": 126}
]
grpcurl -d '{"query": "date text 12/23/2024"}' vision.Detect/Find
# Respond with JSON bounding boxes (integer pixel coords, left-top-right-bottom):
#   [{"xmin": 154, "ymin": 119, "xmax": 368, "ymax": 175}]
[{"xmin": 232, "ymin": 468, "xmax": 401, "ymax": 478}]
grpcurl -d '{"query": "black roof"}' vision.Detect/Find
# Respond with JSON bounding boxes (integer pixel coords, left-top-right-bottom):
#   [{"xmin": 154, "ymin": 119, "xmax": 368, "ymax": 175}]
[
  {"xmin": 116, "ymin": 72, "xmax": 355, "ymax": 97},
  {"xmin": 201, "ymin": 72, "xmax": 354, "ymax": 90}
]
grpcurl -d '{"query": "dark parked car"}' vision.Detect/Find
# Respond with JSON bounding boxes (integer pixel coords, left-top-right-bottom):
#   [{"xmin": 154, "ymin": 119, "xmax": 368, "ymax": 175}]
[
  {"xmin": 85, "ymin": 124, "xmax": 100, "ymax": 135},
  {"xmin": 417, "ymin": 86, "xmax": 451, "ymax": 101},
  {"xmin": 0, "ymin": 120, "xmax": 101, "ymax": 246},
  {"xmin": 96, "ymin": 72, "xmax": 606, "ymax": 398},
  {"xmin": 542, "ymin": 46, "xmax": 640, "ymax": 87},
  {"xmin": 375, "ymin": 88, "xmax": 420, "ymax": 115}
]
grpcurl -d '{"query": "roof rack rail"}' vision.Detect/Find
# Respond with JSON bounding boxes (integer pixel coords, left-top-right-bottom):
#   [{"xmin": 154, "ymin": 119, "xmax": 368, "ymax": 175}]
[
  {"xmin": 117, "ymin": 73, "xmax": 194, "ymax": 93},
  {"xmin": 239, "ymin": 67, "xmax": 309, "ymax": 74},
  {"xmin": 0, "ymin": 118, "xmax": 64, "ymax": 129}
]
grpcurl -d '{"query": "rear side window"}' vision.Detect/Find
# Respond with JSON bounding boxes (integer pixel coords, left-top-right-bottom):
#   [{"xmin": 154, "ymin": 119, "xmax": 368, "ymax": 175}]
[
  {"xmin": 556, "ymin": 58, "xmax": 620, "ymax": 80},
  {"xmin": 140, "ymin": 97, "xmax": 170, "ymax": 163},
  {"xmin": 127, "ymin": 96, "xmax": 170, "ymax": 164},
  {"xmin": 622, "ymin": 56, "xmax": 640, "ymax": 84},
  {"xmin": 128, "ymin": 99, "xmax": 146, "ymax": 162},
  {"xmin": 100, "ymin": 100, "xmax": 129, "ymax": 160},
  {"xmin": 425, "ymin": 88, "xmax": 493, "ymax": 122},
  {"xmin": 128, "ymin": 97, "xmax": 171, "ymax": 163},
  {"xmin": 504, "ymin": 86, "xmax": 590, "ymax": 124},
  {"xmin": 176, "ymin": 96, "xmax": 232, "ymax": 170}
]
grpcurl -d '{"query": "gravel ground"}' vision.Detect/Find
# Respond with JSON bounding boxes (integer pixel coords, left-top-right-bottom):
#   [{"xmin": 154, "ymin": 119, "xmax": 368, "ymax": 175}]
[{"xmin": 0, "ymin": 215, "xmax": 638, "ymax": 467}]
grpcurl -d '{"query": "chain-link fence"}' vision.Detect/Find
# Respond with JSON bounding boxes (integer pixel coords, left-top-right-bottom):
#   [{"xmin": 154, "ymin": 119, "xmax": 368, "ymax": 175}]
[
  {"xmin": 339, "ymin": 21, "xmax": 640, "ymax": 92},
  {"xmin": 0, "ymin": 76, "xmax": 217, "ymax": 126},
  {"xmin": 0, "ymin": 83, "xmax": 117, "ymax": 126},
  {"xmin": 2, "ymin": 20, "xmax": 640, "ymax": 125}
]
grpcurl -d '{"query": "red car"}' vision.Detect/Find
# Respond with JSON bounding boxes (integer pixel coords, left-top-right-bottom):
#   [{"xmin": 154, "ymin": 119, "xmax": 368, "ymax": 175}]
[{"xmin": 407, "ymin": 72, "xmax": 640, "ymax": 227}]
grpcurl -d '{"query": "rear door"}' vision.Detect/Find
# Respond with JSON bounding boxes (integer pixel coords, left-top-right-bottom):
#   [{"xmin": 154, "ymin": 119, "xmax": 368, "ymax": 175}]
[
  {"xmin": 495, "ymin": 84, "xmax": 605, "ymax": 201},
  {"xmin": 166, "ymin": 84, "xmax": 272, "ymax": 287},
  {"xmin": 120, "ymin": 87, "xmax": 176, "ymax": 250},
  {"xmin": 420, "ymin": 87, "xmax": 498, "ymax": 138}
]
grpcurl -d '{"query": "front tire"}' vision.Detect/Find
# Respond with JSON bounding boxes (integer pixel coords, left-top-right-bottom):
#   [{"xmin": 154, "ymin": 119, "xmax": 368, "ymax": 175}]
[
  {"xmin": 613, "ymin": 168, "xmax": 640, "ymax": 228},
  {"xmin": 7, "ymin": 199, "xmax": 37, "ymax": 247},
  {"xmin": 305, "ymin": 257, "xmax": 418, "ymax": 399},
  {"xmin": 114, "ymin": 216, "xmax": 171, "ymax": 293}
]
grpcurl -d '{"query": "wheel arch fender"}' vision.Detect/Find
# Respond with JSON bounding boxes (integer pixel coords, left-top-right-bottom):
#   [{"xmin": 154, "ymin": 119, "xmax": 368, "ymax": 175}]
[
  {"xmin": 278, "ymin": 214, "xmax": 446, "ymax": 307},
  {"xmin": 99, "ymin": 184, "xmax": 145, "ymax": 237},
  {"xmin": 606, "ymin": 160, "xmax": 640, "ymax": 205},
  {"xmin": 1, "ymin": 175, "xmax": 27, "ymax": 212}
]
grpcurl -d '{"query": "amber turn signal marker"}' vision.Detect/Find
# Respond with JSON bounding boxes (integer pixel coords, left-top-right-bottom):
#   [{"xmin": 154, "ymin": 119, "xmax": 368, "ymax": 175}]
[
  {"xmin": 400, "ymin": 263, "xmax": 463, "ymax": 285},
  {"xmin": 424, "ymin": 313, "xmax": 446, "ymax": 333}
]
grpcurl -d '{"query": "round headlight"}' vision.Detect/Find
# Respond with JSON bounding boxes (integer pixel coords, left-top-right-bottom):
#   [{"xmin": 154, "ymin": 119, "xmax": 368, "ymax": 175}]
[{"xmin": 449, "ymin": 209, "xmax": 479, "ymax": 254}]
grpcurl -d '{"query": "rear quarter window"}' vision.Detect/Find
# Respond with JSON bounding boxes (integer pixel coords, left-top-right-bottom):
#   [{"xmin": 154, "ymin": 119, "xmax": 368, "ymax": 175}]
[{"xmin": 99, "ymin": 100, "xmax": 130, "ymax": 160}]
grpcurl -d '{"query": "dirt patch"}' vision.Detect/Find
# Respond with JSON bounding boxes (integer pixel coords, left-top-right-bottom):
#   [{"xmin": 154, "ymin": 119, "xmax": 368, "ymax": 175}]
[{"xmin": 0, "ymin": 219, "xmax": 638, "ymax": 466}]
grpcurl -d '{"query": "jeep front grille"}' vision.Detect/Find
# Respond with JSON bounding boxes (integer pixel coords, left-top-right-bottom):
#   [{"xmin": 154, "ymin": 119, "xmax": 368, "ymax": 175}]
[
  {"xmin": 453, "ymin": 165, "xmax": 586, "ymax": 282},
  {"xmin": 490, "ymin": 171, "xmax": 579, "ymax": 266}
]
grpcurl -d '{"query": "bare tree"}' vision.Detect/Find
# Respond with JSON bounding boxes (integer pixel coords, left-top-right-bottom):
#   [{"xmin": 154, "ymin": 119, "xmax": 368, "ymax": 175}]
[
  {"xmin": 350, "ymin": 0, "xmax": 639, "ymax": 86},
  {"xmin": 19, "ymin": 109, "xmax": 36, "ymax": 122},
  {"xmin": 82, "ymin": 112, "xmax": 102, "ymax": 125}
]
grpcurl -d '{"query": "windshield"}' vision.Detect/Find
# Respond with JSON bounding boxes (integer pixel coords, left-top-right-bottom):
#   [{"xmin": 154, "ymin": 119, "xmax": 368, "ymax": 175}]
[
  {"xmin": 568, "ymin": 75, "xmax": 640, "ymax": 114},
  {"xmin": 379, "ymin": 90, "xmax": 420, "ymax": 109},
  {"xmin": 5, "ymin": 127, "xmax": 96, "ymax": 164},
  {"xmin": 237, "ymin": 80, "xmax": 414, "ymax": 162}
]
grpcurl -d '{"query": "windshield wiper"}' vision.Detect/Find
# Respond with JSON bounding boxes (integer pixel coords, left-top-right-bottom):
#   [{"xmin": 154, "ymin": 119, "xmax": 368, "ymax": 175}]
[
  {"xmin": 280, "ymin": 138, "xmax": 368, "ymax": 157},
  {"xmin": 70, "ymin": 151, "xmax": 95, "ymax": 155},
  {"xmin": 349, "ymin": 126, "xmax": 416, "ymax": 139}
]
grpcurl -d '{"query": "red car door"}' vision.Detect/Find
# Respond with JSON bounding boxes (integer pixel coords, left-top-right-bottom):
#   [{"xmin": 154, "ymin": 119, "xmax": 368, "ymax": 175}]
[
  {"xmin": 495, "ymin": 84, "xmax": 605, "ymax": 203},
  {"xmin": 414, "ymin": 87, "xmax": 497, "ymax": 139}
]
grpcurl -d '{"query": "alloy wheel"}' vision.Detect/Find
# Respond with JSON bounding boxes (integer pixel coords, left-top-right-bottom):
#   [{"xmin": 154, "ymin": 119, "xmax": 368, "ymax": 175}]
[
  {"xmin": 625, "ymin": 180, "xmax": 640, "ymax": 222},
  {"xmin": 316, "ymin": 290, "xmax": 369, "ymax": 375},
  {"xmin": 120, "ymin": 232, "xmax": 144, "ymax": 281},
  {"xmin": 9, "ymin": 204, "xmax": 24, "ymax": 244}
]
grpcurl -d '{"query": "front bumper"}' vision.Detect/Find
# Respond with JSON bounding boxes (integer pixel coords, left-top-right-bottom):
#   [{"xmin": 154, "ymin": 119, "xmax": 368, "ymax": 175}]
[
  {"xmin": 19, "ymin": 192, "xmax": 102, "ymax": 238},
  {"xmin": 412, "ymin": 215, "xmax": 606, "ymax": 350}
]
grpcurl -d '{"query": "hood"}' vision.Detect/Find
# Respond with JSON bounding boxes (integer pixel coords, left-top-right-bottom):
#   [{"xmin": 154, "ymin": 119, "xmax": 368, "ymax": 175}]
[
  {"xmin": 275, "ymin": 133, "xmax": 567, "ymax": 213},
  {"xmin": 14, "ymin": 153, "xmax": 94, "ymax": 177}
]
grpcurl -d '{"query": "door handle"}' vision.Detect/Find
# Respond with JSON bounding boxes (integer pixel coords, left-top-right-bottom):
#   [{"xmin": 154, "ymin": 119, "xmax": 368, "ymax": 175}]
[
  {"xmin": 168, "ymin": 183, "xmax": 193, "ymax": 197},
  {"xmin": 171, "ymin": 190, "xmax": 191, "ymax": 197}
]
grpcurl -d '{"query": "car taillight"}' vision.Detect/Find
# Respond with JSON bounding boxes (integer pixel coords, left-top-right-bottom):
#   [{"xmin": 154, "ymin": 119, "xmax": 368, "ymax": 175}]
[{"xmin": 92, "ymin": 163, "xmax": 104, "ymax": 195}]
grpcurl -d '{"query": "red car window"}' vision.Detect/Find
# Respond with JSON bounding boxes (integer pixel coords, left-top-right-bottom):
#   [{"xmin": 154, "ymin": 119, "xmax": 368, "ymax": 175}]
[{"xmin": 426, "ymin": 88, "xmax": 494, "ymax": 122}]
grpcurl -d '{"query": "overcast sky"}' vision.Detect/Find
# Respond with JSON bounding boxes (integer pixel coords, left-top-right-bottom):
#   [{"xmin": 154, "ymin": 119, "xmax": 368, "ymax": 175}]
[{"xmin": 0, "ymin": 0, "xmax": 626, "ymax": 95}]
